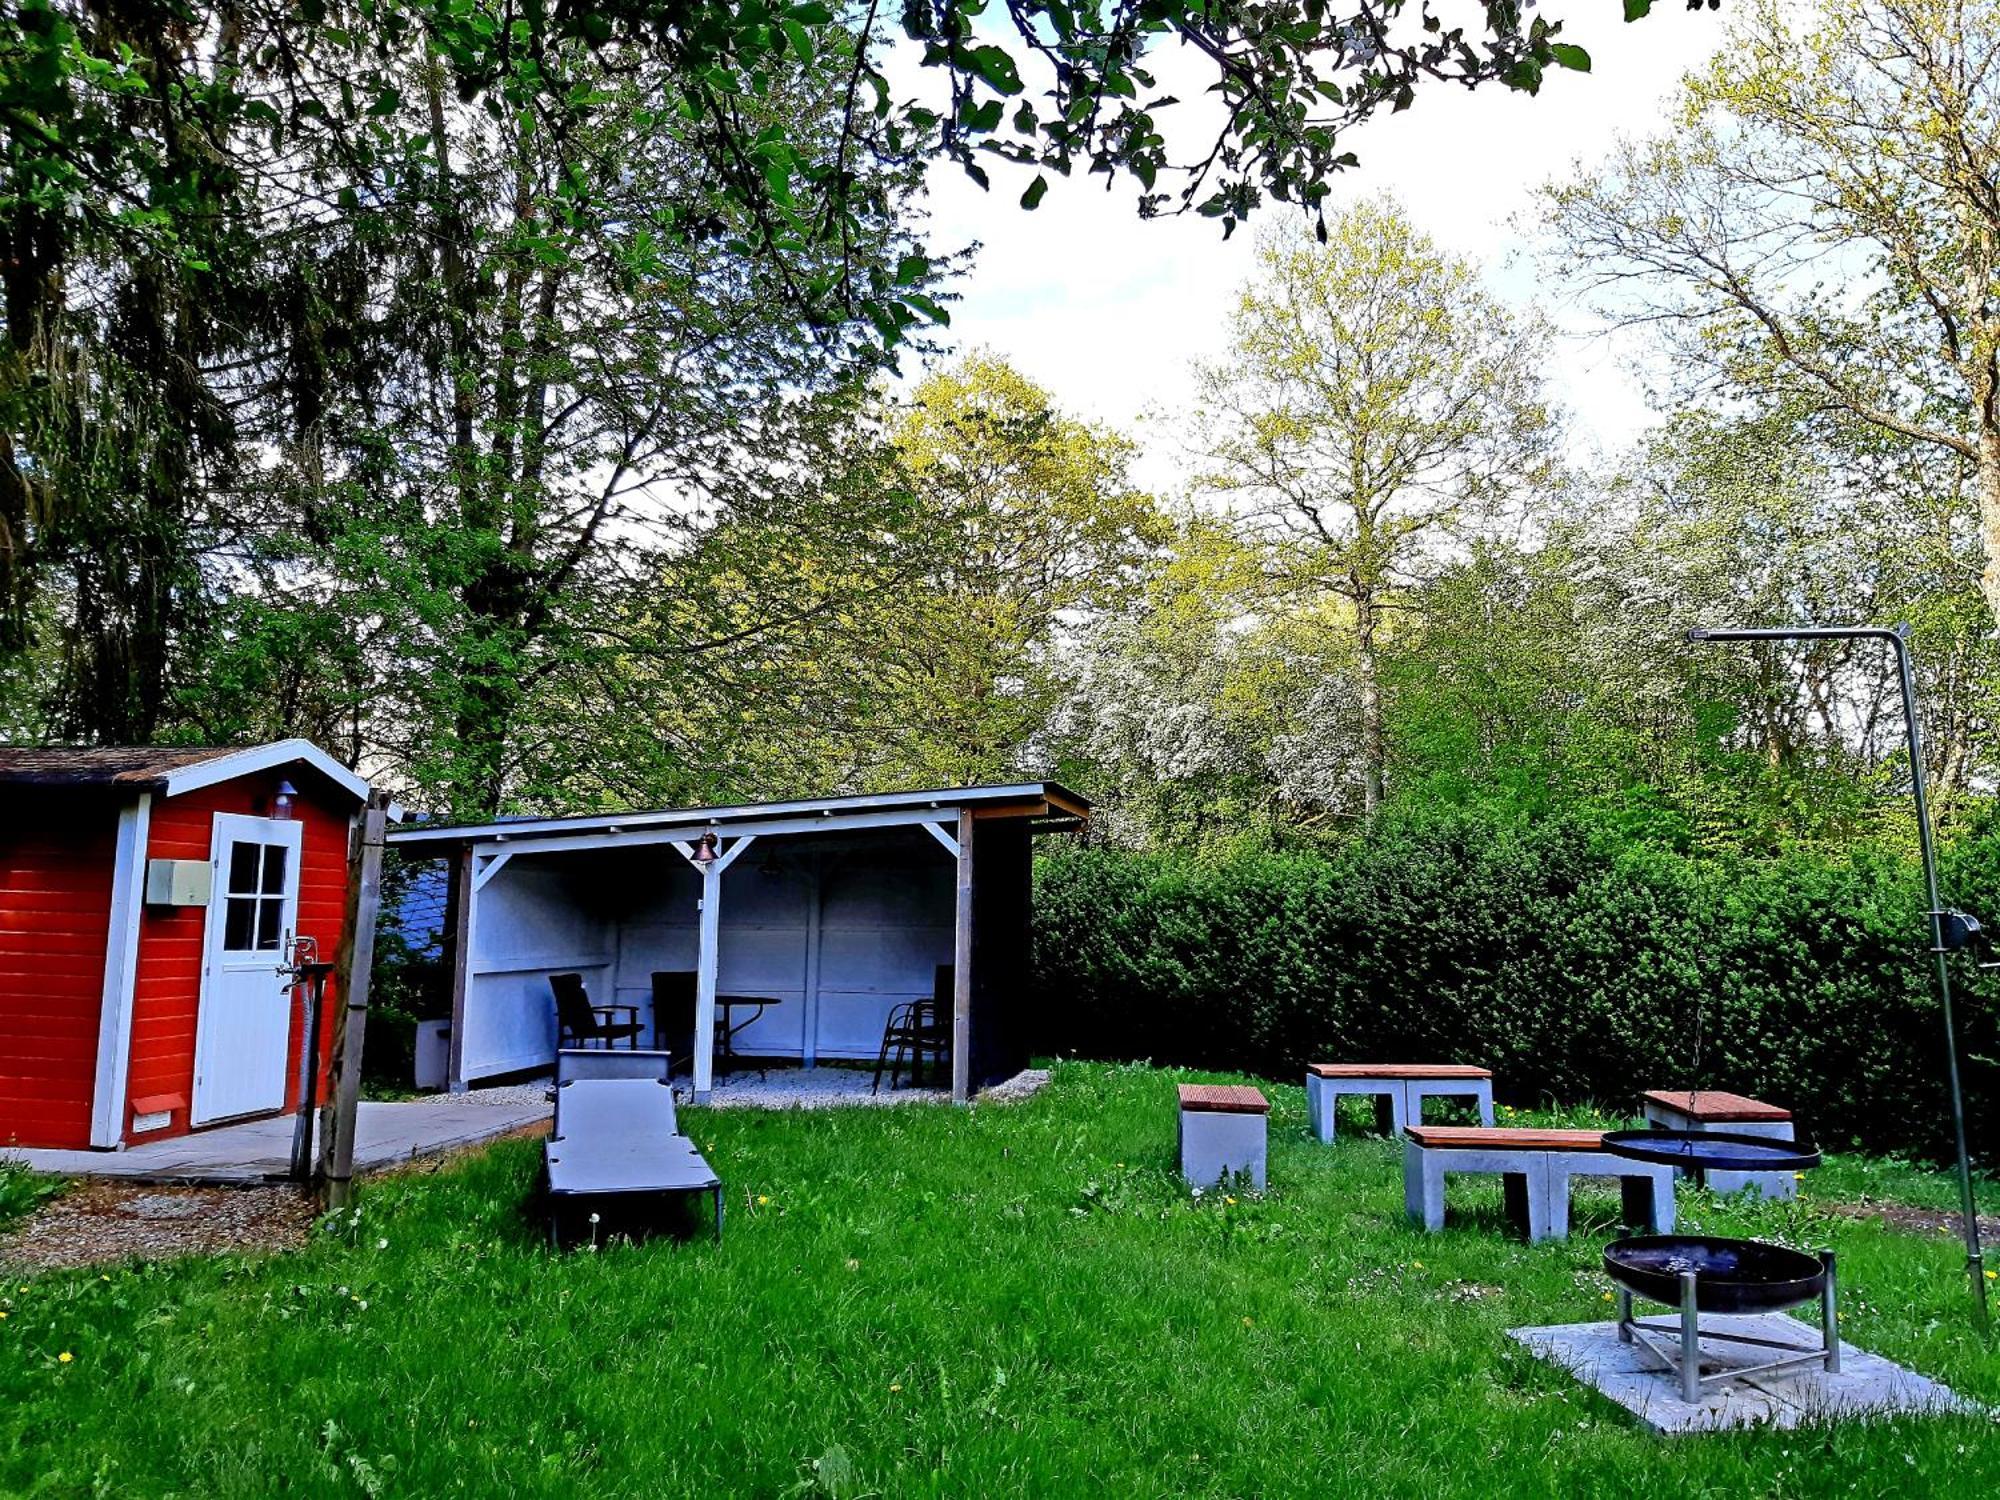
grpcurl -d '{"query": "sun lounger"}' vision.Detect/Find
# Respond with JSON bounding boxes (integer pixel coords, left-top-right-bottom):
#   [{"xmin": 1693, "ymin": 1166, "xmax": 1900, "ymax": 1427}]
[{"xmin": 544, "ymin": 1049, "xmax": 723, "ymax": 1247}]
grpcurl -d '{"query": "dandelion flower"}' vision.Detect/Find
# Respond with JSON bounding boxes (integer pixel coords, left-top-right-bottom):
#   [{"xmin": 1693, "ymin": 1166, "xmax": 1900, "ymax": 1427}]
[
  {"xmin": 1241, "ymin": 1316, "xmax": 1254, "ymax": 1327},
  {"xmin": 1986, "ymin": 1270, "xmax": 1997, "ymax": 1281},
  {"xmin": 757, "ymin": 1195, "xmax": 770, "ymax": 1207},
  {"xmin": 1412, "ymin": 1260, "xmax": 1423, "ymax": 1269},
  {"xmin": 57, "ymin": 1352, "xmax": 72, "ymax": 1364},
  {"xmin": 1602, "ymin": 1292, "xmax": 1615, "ymax": 1302},
  {"xmin": 890, "ymin": 1383, "xmax": 903, "ymax": 1392},
  {"xmin": 1224, "ymin": 1196, "xmax": 1237, "ymax": 1206}
]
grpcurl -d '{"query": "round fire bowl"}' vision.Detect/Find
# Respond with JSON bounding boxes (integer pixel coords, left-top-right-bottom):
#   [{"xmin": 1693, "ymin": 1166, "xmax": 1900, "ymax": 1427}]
[
  {"xmin": 1601, "ymin": 1128, "xmax": 1821, "ymax": 1175},
  {"xmin": 1604, "ymin": 1234, "xmax": 1826, "ymax": 1314}
]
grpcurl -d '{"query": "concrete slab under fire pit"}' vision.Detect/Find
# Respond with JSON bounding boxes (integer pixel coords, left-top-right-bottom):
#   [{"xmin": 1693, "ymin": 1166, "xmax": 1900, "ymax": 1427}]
[{"xmin": 1508, "ymin": 1315, "xmax": 1983, "ymax": 1435}]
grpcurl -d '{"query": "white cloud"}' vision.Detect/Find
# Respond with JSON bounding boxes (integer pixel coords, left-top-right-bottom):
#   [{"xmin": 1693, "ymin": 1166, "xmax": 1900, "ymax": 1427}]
[{"xmin": 906, "ymin": 6, "xmax": 1728, "ymax": 491}]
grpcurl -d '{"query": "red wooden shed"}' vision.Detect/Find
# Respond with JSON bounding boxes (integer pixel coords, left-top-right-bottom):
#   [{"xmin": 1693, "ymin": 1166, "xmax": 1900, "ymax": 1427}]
[{"xmin": 0, "ymin": 740, "xmax": 375, "ymax": 1150}]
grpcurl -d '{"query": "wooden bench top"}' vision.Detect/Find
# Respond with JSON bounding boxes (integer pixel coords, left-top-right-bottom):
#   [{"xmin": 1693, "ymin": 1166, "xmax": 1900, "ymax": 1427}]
[
  {"xmin": 1404, "ymin": 1125, "xmax": 1606, "ymax": 1151},
  {"xmin": 1177, "ymin": 1084, "xmax": 1271, "ymax": 1115},
  {"xmin": 1308, "ymin": 1063, "xmax": 1492, "ymax": 1081},
  {"xmin": 1641, "ymin": 1089, "xmax": 1791, "ymax": 1123}
]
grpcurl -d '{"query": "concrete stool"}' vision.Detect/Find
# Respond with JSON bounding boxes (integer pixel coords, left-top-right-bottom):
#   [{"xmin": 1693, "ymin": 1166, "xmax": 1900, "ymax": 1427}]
[
  {"xmin": 1641, "ymin": 1090, "xmax": 1797, "ymax": 1201},
  {"xmin": 1306, "ymin": 1064, "xmax": 1495, "ymax": 1144},
  {"xmin": 1178, "ymin": 1084, "xmax": 1270, "ymax": 1191},
  {"xmin": 1403, "ymin": 1126, "xmax": 1676, "ymax": 1244}
]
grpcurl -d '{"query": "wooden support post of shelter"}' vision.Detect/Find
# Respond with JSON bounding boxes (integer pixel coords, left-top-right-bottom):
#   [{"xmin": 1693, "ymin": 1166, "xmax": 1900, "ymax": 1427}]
[
  {"xmin": 952, "ymin": 808, "xmax": 974, "ymax": 1104},
  {"xmin": 444, "ymin": 841, "xmax": 475, "ymax": 1094},
  {"xmin": 323, "ymin": 790, "xmax": 391, "ymax": 1208}
]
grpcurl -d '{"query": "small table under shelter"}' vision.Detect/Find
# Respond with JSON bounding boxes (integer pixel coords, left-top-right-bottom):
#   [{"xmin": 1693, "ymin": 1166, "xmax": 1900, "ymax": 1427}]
[
  {"xmin": 1640, "ymin": 1089, "xmax": 1797, "ymax": 1201},
  {"xmin": 1403, "ymin": 1125, "xmax": 1676, "ymax": 1243},
  {"xmin": 1177, "ymin": 1084, "xmax": 1270, "ymax": 1191},
  {"xmin": 1306, "ymin": 1063, "xmax": 1495, "ymax": 1144},
  {"xmin": 716, "ymin": 995, "xmax": 783, "ymax": 1078}
]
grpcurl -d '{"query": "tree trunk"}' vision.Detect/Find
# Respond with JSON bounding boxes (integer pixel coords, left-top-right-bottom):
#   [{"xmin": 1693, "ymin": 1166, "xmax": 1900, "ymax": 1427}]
[
  {"xmin": 1355, "ymin": 585, "xmax": 1383, "ymax": 816},
  {"xmin": 1978, "ymin": 429, "xmax": 2000, "ymax": 632}
]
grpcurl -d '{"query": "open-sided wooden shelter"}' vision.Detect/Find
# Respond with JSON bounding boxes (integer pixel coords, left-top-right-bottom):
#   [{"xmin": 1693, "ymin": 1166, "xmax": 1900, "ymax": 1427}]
[{"xmin": 386, "ymin": 783, "xmax": 1087, "ymax": 1101}]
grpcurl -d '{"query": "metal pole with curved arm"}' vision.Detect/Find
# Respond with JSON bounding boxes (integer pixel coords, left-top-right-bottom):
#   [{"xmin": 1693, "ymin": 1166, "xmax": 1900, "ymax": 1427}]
[{"xmin": 1687, "ymin": 623, "xmax": 1988, "ymax": 1330}]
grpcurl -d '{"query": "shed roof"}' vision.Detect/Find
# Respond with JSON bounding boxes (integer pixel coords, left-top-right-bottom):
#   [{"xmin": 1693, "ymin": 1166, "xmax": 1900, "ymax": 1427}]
[
  {"xmin": 0, "ymin": 738, "xmax": 373, "ymax": 804},
  {"xmin": 387, "ymin": 781, "xmax": 1089, "ymax": 850}
]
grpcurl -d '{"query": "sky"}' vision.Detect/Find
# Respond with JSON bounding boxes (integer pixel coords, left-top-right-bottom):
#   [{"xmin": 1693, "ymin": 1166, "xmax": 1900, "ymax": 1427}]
[{"xmin": 906, "ymin": 5, "xmax": 1732, "ymax": 494}]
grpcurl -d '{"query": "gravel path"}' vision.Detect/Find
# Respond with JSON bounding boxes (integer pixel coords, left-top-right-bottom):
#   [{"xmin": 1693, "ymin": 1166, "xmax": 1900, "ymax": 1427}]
[
  {"xmin": 697, "ymin": 1066, "xmax": 1050, "ymax": 1110},
  {"xmin": 0, "ymin": 1182, "xmax": 316, "ymax": 1272}
]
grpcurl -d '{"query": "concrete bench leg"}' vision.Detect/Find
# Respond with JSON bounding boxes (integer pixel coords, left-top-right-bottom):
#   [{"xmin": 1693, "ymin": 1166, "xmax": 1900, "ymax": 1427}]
[
  {"xmin": 1318, "ymin": 1081, "xmax": 1402, "ymax": 1142},
  {"xmin": 1541, "ymin": 1154, "xmax": 1596, "ymax": 1242},
  {"xmin": 1523, "ymin": 1158, "xmax": 1554, "ymax": 1242},
  {"xmin": 1404, "ymin": 1140, "xmax": 1446, "ymax": 1231},
  {"xmin": 1473, "ymin": 1080, "xmax": 1495, "ymax": 1128},
  {"xmin": 1306, "ymin": 1074, "xmax": 1331, "ymax": 1144},
  {"xmin": 1619, "ymin": 1168, "xmax": 1676, "ymax": 1233}
]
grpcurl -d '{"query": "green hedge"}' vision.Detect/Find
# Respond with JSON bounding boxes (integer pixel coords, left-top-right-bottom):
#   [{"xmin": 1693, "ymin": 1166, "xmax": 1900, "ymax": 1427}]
[{"xmin": 1029, "ymin": 814, "xmax": 2000, "ymax": 1163}]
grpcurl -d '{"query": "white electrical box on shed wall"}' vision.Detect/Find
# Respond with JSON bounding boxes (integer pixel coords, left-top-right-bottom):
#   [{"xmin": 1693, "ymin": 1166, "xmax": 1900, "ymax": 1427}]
[{"xmin": 145, "ymin": 858, "xmax": 212, "ymax": 907}]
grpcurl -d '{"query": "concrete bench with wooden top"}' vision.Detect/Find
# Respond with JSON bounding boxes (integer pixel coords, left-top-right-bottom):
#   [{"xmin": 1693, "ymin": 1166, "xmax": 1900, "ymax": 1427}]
[
  {"xmin": 1403, "ymin": 1125, "xmax": 1676, "ymax": 1243},
  {"xmin": 1641, "ymin": 1089, "xmax": 1797, "ymax": 1201},
  {"xmin": 1305, "ymin": 1063, "xmax": 1495, "ymax": 1144},
  {"xmin": 1178, "ymin": 1084, "xmax": 1270, "ymax": 1191}
]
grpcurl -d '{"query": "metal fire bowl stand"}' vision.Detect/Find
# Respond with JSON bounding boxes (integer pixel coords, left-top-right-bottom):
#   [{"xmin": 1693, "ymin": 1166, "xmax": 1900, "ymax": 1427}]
[{"xmin": 1604, "ymin": 1235, "xmax": 1839, "ymax": 1403}]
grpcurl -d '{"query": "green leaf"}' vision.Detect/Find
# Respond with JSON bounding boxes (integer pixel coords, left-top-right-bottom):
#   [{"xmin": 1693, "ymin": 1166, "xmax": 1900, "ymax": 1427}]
[
  {"xmin": 966, "ymin": 44, "xmax": 1024, "ymax": 96},
  {"xmin": 782, "ymin": 19, "xmax": 814, "ymax": 65},
  {"xmin": 1020, "ymin": 174, "xmax": 1048, "ymax": 210},
  {"xmin": 1550, "ymin": 42, "xmax": 1591, "ymax": 71},
  {"xmin": 902, "ymin": 292, "xmax": 949, "ymax": 325},
  {"xmin": 1623, "ymin": 0, "xmax": 1653, "ymax": 18},
  {"xmin": 896, "ymin": 253, "xmax": 930, "ymax": 287}
]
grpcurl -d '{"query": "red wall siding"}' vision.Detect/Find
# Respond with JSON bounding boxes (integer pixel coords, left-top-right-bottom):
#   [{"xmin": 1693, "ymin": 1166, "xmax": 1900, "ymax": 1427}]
[
  {"xmin": 127, "ymin": 779, "xmax": 353, "ymax": 1136},
  {"xmin": 0, "ymin": 791, "xmax": 118, "ymax": 1149}
]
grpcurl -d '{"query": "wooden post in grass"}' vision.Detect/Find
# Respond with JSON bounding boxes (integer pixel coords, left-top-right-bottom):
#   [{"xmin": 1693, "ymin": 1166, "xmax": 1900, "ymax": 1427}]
[
  {"xmin": 952, "ymin": 808, "xmax": 974, "ymax": 1103},
  {"xmin": 323, "ymin": 791, "xmax": 391, "ymax": 1209}
]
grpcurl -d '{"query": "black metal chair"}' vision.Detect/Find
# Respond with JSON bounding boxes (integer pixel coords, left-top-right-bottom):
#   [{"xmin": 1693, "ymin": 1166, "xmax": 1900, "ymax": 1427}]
[
  {"xmin": 551, "ymin": 972, "xmax": 643, "ymax": 1050},
  {"xmin": 872, "ymin": 966, "xmax": 953, "ymax": 1093},
  {"xmin": 651, "ymin": 971, "xmax": 698, "ymax": 1077}
]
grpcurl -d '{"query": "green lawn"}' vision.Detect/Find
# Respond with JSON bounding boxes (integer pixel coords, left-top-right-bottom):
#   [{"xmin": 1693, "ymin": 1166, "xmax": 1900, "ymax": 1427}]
[{"xmin": 5, "ymin": 1061, "xmax": 2000, "ymax": 1497}]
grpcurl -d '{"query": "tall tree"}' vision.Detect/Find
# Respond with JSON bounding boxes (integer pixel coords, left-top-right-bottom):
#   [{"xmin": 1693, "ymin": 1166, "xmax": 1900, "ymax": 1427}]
[
  {"xmin": 1539, "ymin": 0, "xmax": 2000, "ymax": 629},
  {"xmin": 1191, "ymin": 197, "xmax": 1557, "ymax": 815},
  {"xmin": 868, "ymin": 354, "xmax": 1166, "ymax": 786}
]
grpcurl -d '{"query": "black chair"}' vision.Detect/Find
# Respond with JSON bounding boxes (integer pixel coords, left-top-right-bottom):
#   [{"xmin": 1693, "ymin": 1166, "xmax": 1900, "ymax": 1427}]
[
  {"xmin": 651, "ymin": 971, "xmax": 698, "ymax": 1077},
  {"xmin": 551, "ymin": 972, "xmax": 643, "ymax": 1050},
  {"xmin": 872, "ymin": 967, "xmax": 953, "ymax": 1093}
]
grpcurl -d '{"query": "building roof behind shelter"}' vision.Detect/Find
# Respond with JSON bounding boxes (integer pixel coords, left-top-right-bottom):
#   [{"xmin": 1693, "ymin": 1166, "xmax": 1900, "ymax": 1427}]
[
  {"xmin": 0, "ymin": 738, "xmax": 373, "ymax": 804},
  {"xmin": 0, "ymin": 746, "xmax": 236, "ymax": 786},
  {"xmin": 388, "ymin": 781, "xmax": 1089, "ymax": 849}
]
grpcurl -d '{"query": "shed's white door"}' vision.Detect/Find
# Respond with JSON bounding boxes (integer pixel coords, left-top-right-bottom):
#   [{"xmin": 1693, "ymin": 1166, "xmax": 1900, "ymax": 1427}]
[{"xmin": 192, "ymin": 813, "xmax": 303, "ymax": 1125}]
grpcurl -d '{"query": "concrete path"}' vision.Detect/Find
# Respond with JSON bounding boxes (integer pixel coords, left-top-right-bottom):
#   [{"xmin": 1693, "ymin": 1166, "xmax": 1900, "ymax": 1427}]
[
  {"xmin": 1, "ymin": 1094, "xmax": 550, "ymax": 1185},
  {"xmin": 1510, "ymin": 1314, "xmax": 1983, "ymax": 1434}
]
